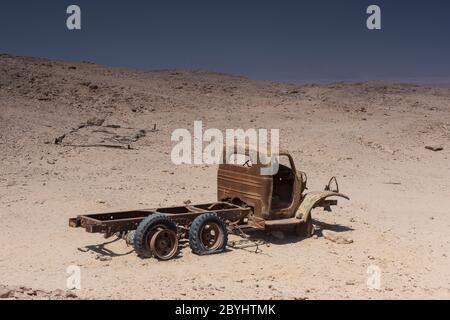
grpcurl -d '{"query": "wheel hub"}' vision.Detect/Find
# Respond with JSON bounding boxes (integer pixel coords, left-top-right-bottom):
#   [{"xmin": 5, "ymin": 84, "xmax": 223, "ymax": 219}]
[
  {"xmin": 200, "ymin": 223, "xmax": 223, "ymax": 250},
  {"xmin": 150, "ymin": 229, "xmax": 179, "ymax": 260}
]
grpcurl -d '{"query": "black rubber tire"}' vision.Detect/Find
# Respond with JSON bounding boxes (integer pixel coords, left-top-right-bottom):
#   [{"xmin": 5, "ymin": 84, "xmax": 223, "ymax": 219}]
[
  {"xmin": 189, "ymin": 213, "xmax": 228, "ymax": 256},
  {"xmin": 134, "ymin": 214, "xmax": 177, "ymax": 258}
]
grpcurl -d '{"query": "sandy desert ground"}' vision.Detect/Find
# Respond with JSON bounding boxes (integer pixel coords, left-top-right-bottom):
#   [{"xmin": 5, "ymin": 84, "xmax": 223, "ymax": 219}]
[{"xmin": 0, "ymin": 54, "xmax": 449, "ymax": 299}]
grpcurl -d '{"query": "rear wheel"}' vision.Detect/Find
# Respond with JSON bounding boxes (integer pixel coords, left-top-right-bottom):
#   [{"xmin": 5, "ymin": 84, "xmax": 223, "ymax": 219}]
[
  {"xmin": 150, "ymin": 229, "xmax": 179, "ymax": 261},
  {"xmin": 189, "ymin": 213, "xmax": 228, "ymax": 255},
  {"xmin": 134, "ymin": 214, "xmax": 177, "ymax": 259}
]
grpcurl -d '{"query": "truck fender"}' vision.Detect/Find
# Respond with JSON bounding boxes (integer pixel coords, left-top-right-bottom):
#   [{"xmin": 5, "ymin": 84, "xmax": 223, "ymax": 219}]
[{"xmin": 295, "ymin": 191, "xmax": 350, "ymax": 221}]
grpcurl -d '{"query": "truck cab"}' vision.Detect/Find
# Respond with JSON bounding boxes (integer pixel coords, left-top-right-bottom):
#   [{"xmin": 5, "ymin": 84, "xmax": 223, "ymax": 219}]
[
  {"xmin": 218, "ymin": 146, "xmax": 305, "ymax": 220},
  {"xmin": 218, "ymin": 145, "xmax": 348, "ymax": 228}
]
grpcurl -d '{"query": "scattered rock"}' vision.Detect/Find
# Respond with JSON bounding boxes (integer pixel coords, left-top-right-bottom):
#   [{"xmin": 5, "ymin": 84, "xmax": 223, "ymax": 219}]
[
  {"xmin": 322, "ymin": 230, "xmax": 353, "ymax": 244},
  {"xmin": 53, "ymin": 289, "xmax": 65, "ymax": 297},
  {"xmin": 105, "ymin": 124, "xmax": 121, "ymax": 129},
  {"xmin": 0, "ymin": 285, "xmax": 14, "ymax": 299},
  {"xmin": 133, "ymin": 129, "xmax": 147, "ymax": 140},
  {"xmin": 425, "ymin": 145, "xmax": 443, "ymax": 152},
  {"xmin": 96, "ymin": 199, "xmax": 106, "ymax": 204},
  {"xmin": 65, "ymin": 291, "xmax": 78, "ymax": 298},
  {"xmin": 96, "ymin": 255, "xmax": 112, "ymax": 262},
  {"xmin": 54, "ymin": 134, "xmax": 66, "ymax": 145},
  {"xmin": 0, "ymin": 285, "xmax": 77, "ymax": 300},
  {"xmin": 86, "ymin": 117, "xmax": 105, "ymax": 127},
  {"xmin": 384, "ymin": 181, "xmax": 402, "ymax": 185},
  {"xmin": 345, "ymin": 280, "xmax": 356, "ymax": 286}
]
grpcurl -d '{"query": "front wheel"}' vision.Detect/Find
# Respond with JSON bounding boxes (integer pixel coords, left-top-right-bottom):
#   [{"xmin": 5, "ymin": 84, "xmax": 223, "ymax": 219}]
[{"xmin": 189, "ymin": 213, "xmax": 228, "ymax": 256}]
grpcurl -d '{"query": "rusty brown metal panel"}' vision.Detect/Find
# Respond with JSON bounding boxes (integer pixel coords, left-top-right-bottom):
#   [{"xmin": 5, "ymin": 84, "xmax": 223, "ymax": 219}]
[{"xmin": 217, "ymin": 163, "xmax": 272, "ymax": 219}]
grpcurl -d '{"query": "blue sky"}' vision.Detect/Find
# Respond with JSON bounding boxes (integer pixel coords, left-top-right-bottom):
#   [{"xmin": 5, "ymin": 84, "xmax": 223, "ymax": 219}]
[{"xmin": 1, "ymin": 0, "xmax": 449, "ymax": 83}]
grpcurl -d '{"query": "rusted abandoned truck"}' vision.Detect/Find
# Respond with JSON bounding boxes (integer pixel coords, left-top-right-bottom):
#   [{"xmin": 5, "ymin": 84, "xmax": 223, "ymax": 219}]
[{"xmin": 69, "ymin": 145, "xmax": 349, "ymax": 260}]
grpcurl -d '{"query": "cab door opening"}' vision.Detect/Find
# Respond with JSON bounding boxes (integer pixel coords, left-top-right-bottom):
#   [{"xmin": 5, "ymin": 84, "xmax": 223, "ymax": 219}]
[{"xmin": 271, "ymin": 156, "xmax": 295, "ymax": 210}]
